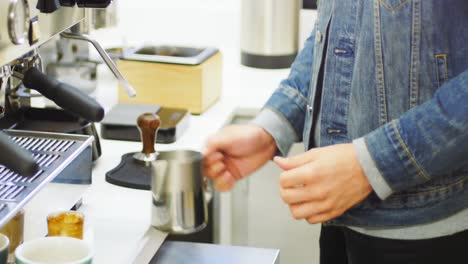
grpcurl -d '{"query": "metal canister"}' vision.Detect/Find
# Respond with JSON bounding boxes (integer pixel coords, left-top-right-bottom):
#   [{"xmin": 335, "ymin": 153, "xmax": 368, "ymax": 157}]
[{"xmin": 241, "ymin": 0, "xmax": 300, "ymax": 69}]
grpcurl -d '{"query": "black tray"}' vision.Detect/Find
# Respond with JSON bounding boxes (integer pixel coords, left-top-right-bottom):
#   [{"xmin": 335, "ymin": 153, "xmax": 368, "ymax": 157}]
[{"xmin": 100, "ymin": 104, "xmax": 189, "ymax": 144}]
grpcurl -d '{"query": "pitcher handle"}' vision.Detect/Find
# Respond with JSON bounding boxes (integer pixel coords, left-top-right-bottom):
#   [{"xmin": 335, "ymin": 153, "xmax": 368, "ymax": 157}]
[{"xmin": 203, "ymin": 177, "xmax": 214, "ymax": 203}]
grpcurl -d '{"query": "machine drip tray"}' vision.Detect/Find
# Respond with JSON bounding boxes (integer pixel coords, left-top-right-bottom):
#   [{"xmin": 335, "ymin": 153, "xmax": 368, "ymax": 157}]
[
  {"xmin": 0, "ymin": 130, "xmax": 93, "ymax": 228},
  {"xmin": 10, "ymin": 108, "xmax": 101, "ymax": 161}
]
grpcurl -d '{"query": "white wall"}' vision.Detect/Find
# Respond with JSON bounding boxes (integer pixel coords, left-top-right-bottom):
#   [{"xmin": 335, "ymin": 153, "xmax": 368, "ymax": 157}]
[{"xmin": 94, "ymin": 0, "xmax": 241, "ymax": 52}]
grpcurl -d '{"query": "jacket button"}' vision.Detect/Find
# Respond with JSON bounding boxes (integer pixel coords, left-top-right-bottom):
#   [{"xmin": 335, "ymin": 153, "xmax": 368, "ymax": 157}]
[
  {"xmin": 327, "ymin": 128, "xmax": 343, "ymax": 134},
  {"xmin": 316, "ymin": 30, "xmax": 323, "ymax": 43}
]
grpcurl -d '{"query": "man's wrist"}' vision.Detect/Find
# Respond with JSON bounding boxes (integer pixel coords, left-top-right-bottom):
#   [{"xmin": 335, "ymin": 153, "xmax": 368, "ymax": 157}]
[
  {"xmin": 250, "ymin": 108, "xmax": 299, "ymax": 156},
  {"xmin": 352, "ymin": 138, "xmax": 394, "ymax": 200}
]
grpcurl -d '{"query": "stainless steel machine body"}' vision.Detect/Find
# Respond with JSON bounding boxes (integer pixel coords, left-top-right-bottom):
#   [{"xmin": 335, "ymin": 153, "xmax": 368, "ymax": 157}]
[
  {"xmin": 0, "ymin": 1, "xmax": 106, "ymax": 228},
  {"xmin": 0, "ymin": 130, "xmax": 93, "ymax": 227},
  {"xmin": 0, "ymin": 2, "xmax": 85, "ymax": 65}
]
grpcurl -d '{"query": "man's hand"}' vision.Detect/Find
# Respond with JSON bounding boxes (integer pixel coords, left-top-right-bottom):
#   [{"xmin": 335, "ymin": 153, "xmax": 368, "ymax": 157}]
[
  {"xmin": 274, "ymin": 144, "xmax": 372, "ymax": 224},
  {"xmin": 204, "ymin": 124, "xmax": 277, "ymax": 192}
]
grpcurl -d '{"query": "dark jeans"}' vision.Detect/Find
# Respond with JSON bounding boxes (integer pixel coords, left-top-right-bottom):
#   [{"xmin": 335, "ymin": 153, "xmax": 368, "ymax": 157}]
[{"xmin": 320, "ymin": 225, "xmax": 468, "ymax": 264}]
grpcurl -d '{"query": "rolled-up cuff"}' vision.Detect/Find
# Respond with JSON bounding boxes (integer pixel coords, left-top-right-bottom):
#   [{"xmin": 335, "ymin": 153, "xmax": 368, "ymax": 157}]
[
  {"xmin": 250, "ymin": 108, "xmax": 298, "ymax": 156},
  {"xmin": 263, "ymin": 85, "xmax": 307, "ymax": 140},
  {"xmin": 364, "ymin": 120, "xmax": 431, "ymax": 193},
  {"xmin": 353, "ymin": 137, "xmax": 393, "ymax": 200}
]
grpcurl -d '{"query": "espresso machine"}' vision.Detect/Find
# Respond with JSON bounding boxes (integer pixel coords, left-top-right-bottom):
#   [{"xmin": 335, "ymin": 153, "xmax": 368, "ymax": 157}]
[{"xmin": 0, "ymin": 0, "xmax": 135, "ymax": 228}]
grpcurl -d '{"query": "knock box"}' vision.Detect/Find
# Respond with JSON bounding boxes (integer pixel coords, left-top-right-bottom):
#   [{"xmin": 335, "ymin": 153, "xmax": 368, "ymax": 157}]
[{"xmin": 117, "ymin": 45, "xmax": 222, "ymax": 114}]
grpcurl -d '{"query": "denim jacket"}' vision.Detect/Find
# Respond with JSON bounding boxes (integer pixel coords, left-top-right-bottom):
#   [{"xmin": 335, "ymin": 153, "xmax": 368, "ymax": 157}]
[{"xmin": 253, "ymin": 0, "xmax": 468, "ymax": 227}]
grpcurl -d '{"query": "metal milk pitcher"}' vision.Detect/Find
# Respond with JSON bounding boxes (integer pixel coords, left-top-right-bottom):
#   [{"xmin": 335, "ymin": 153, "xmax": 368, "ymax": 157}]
[
  {"xmin": 132, "ymin": 113, "xmax": 211, "ymax": 234},
  {"xmin": 150, "ymin": 150, "xmax": 211, "ymax": 234},
  {"xmin": 133, "ymin": 113, "xmax": 211, "ymax": 234}
]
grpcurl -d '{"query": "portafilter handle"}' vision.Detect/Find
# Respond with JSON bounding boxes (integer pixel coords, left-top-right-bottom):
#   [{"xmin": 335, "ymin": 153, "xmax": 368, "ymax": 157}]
[
  {"xmin": 133, "ymin": 113, "xmax": 161, "ymax": 163},
  {"xmin": 22, "ymin": 67, "xmax": 105, "ymax": 122},
  {"xmin": 0, "ymin": 132, "xmax": 39, "ymax": 177}
]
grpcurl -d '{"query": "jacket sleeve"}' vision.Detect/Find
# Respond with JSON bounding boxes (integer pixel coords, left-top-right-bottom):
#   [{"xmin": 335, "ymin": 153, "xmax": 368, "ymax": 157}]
[
  {"xmin": 354, "ymin": 68, "xmax": 468, "ymax": 200},
  {"xmin": 251, "ymin": 27, "xmax": 316, "ymax": 156}
]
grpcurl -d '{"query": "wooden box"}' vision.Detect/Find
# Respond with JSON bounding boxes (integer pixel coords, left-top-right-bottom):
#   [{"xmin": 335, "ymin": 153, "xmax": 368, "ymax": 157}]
[{"xmin": 117, "ymin": 52, "xmax": 222, "ymax": 114}]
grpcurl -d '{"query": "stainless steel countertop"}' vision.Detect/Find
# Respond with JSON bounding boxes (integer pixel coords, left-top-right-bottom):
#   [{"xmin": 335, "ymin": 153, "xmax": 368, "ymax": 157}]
[{"xmin": 150, "ymin": 241, "xmax": 280, "ymax": 264}]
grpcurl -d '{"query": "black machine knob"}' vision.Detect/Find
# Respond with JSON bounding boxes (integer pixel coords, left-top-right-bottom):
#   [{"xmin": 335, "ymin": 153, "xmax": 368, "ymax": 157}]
[
  {"xmin": 60, "ymin": 0, "xmax": 76, "ymax": 7},
  {"xmin": 36, "ymin": 0, "xmax": 61, "ymax": 13},
  {"xmin": 76, "ymin": 0, "xmax": 112, "ymax": 8}
]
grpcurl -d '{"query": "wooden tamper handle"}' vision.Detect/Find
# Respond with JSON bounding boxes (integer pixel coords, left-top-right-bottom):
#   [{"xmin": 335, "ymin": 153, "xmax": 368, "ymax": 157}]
[{"xmin": 137, "ymin": 113, "xmax": 161, "ymax": 155}]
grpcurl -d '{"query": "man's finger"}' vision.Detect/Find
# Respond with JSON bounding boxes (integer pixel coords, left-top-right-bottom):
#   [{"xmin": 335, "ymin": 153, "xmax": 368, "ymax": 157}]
[
  {"xmin": 214, "ymin": 170, "xmax": 237, "ymax": 192},
  {"xmin": 223, "ymin": 157, "xmax": 242, "ymax": 180},
  {"xmin": 279, "ymin": 163, "xmax": 319, "ymax": 188},
  {"xmin": 279, "ymin": 186, "xmax": 313, "ymax": 204},
  {"xmin": 204, "ymin": 161, "xmax": 226, "ymax": 179},
  {"xmin": 306, "ymin": 210, "xmax": 343, "ymax": 225},
  {"xmin": 203, "ymin": 151, "xmax": 224, "ymax": 166},
  {"xmin": 289, "ymin": 201, "xmax": 333, "ymax": 220},
  {"xmin": 274, "ymin": 149, "xmax": 319, "ymax": 170}
]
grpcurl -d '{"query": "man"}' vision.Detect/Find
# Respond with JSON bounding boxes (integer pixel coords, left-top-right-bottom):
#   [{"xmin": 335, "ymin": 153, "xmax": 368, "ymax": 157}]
[{"xmin": 204, "ymin": 1, "xmax": 468, "ymax": 263}]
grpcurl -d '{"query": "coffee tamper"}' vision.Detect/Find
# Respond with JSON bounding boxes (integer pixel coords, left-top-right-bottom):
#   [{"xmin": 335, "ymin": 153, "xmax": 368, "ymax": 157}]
[
  {"xmin": 105, "ymin": 113, "xmax": 161, "ymax": 190},
  {"xmin": 133, "ymin": 113, "xmax": 161, "ymax": 164}
]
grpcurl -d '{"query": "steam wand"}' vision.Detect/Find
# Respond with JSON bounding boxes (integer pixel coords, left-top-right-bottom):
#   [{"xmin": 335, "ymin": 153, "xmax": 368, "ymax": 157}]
[{"xmin": 60, "ymin": 32, "xmax": 137, "ymax": 98}]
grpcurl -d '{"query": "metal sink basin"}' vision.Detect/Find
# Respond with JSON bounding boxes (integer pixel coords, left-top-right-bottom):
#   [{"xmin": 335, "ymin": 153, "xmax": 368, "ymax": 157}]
[{"xmin": 122, "ymin": 45, "xmax": 219, "ymax": 65}]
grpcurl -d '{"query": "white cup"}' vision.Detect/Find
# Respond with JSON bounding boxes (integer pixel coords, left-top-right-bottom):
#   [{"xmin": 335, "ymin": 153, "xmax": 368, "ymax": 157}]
[
  {"xmin": 0, "ymin": 233, "xmax": 9, "ymax": 264},
  {"xmin": 15, "ymin": 237, "xmax": 92, "ymax": 264}
]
